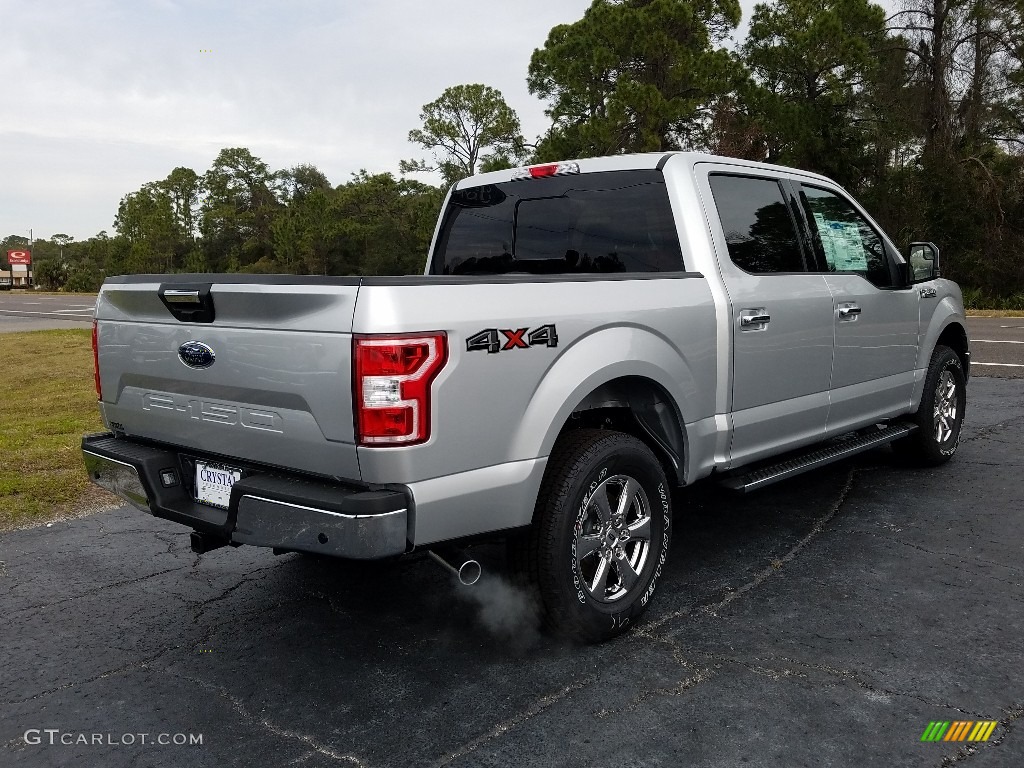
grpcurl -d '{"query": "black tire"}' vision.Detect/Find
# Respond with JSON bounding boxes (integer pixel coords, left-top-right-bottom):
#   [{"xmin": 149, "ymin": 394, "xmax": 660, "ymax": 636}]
[
  {"xmin": 510, "ymin": 429, "xmax": 672, "ymax": 643},
  {"xmin": 893, "ymin": 344, "xmax": 966, "ymax": 466}
]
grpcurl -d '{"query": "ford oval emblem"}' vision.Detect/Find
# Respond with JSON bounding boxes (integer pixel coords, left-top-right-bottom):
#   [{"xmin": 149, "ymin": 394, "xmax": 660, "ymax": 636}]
[{"xmin": 178, "ymin": 341, "xmax": 216, "ymax": 369}]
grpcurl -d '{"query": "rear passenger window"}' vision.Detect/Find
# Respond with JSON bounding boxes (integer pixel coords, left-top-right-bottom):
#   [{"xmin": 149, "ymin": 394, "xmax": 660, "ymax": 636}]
[{"xmin": 709, "ymin": 175, "xmax": 806, "ymax": 274}]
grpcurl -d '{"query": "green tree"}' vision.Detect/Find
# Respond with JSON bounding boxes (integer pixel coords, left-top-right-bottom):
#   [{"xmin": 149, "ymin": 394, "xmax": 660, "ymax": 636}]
[
  {"xmin": 742, "ymin": 0, "xmax": 888, "ymax": 187},
  {"xmin": 277, "ymin": 163, "xmax": 332, "ymax": 204},
  {"xmin": 200, "ymin": 148, "xmax": 282, "ymax": 271},
  {"xmin": 50, "ymin": 234, "xmax": 73, "ymax": 252},
  {"xmin": 33, "ymin": 258, "xmax": 69, "ymax": 290},
  {"xmin": 63, "ymin": 231, "xmax": 113, "ymax": 291},
  {"xmin": 0, "ymin": 234, "xmax": 29, "ymax": 251},
  {"xmin": 401, "ymin": 84, "xmax": 525, "ymax": 186},
  {"xmin": 884, "ymin": 0, "xmax": 1024, "ymax": 296},
  {"xmin": 162, "ymin": 167, "xmax": 202, "ymax": 240},
  {"xmin": 282, "ymin": 186, "xmax": 340, "ymax": 276},
  {"xmin": 528, "ymin": 0, "xmax": 742, "ymax": 159},
  {"xmin": 335, "ymin": 172, "xmax": 443, "ymax": 275},
  {"xmin": 113, "ymin": 183, "xmax": 179, "ymax": 273}
]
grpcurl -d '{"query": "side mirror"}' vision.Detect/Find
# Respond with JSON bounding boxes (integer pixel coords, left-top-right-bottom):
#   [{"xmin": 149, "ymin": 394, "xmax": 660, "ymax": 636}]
[{"xmin": 908, "ymin": 242, "xmax": 940, "ymax": 283}]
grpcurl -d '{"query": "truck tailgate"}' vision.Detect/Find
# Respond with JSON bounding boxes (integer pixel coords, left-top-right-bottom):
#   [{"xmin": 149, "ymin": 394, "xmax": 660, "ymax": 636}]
[{"xmin": 94, "ymin": 277, "xmax": 361, "ymax": 481}]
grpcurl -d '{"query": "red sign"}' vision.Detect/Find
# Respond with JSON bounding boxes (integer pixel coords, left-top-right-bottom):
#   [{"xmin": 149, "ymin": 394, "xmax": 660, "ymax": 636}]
[{"xmin": 7, "ymin": 250, "xmax": 31, "ymax": 265}]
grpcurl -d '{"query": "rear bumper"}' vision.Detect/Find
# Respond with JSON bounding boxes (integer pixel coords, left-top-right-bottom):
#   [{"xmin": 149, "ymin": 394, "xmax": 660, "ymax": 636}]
[{"xmin": 82, "ymin": 433, "xmax": 409, "ymax": 559}]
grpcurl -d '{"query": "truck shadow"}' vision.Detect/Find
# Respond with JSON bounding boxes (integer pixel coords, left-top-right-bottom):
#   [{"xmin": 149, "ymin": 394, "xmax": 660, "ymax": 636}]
[{"xmin": 271, "ymin": 446, "xmax": 905, "ymax": 650}]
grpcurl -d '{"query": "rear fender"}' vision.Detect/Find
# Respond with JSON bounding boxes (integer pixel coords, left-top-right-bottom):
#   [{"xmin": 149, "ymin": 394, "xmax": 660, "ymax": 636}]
[{"xmin": 509, "ymin": 327, "xmax": 703, "ymax": 469}]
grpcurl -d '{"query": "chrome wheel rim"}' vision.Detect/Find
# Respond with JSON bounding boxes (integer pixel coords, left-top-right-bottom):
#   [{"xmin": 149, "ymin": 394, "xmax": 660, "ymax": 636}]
[
  {"xmin": 574, "ymin": 474, "xmax": 652, "ymax": 604},
  {"xmin": 933, "ymin": 370, "xmax": 959, "ymax": 444}
]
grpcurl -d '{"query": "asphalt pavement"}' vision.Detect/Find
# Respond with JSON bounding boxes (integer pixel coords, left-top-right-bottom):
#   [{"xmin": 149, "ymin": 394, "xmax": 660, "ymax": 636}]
[
  {"xmin": 0, "ymin": 292, "xmax": 96, "ymax": 332},
  {"xmin": 968, "ymin": 316, "xmax": 1024, "ymax": 378},
  {"xmin": 2, "ymin": 376, "xmax": 1022, "ymax": 767}
]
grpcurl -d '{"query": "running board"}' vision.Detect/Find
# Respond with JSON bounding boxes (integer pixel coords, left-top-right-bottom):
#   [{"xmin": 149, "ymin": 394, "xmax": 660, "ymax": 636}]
[{"xmin": 719, "ymin": 423, "xmax": 918, "ymax": 493}]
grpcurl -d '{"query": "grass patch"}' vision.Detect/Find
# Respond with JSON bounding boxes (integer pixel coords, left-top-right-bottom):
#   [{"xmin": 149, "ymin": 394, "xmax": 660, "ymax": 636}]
[{"xmin": 0, "ymin": 329, "xmax": 113, "ymax": 530}]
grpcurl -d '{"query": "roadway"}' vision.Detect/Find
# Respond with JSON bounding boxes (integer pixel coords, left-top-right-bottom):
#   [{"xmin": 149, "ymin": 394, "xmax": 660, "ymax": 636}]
[
  {"xmin": 968, "ymin": 316, "xmax": 1024, "ymax": 377},
  {"xmin": 0, "ymin": 292, "xmax": 96, "ymax": 332}
]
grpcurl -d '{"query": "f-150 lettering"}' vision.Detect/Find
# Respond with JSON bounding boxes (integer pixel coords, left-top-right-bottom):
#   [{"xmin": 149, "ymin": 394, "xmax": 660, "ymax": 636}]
[{"xmin": 141, "ymin": 393, "xmax": 282, "ymax": 432}]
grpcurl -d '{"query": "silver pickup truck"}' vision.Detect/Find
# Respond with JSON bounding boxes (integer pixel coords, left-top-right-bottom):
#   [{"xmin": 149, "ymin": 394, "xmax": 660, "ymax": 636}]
[{"xmin": 83, "ymin": 152, "xmax": 969, "ymax": 641}]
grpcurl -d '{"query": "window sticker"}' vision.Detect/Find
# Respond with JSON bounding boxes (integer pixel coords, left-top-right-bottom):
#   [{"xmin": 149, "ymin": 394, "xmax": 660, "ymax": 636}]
[{"xmin": 813, "ymin": 213, "xmax": 868, "ymax": 272}]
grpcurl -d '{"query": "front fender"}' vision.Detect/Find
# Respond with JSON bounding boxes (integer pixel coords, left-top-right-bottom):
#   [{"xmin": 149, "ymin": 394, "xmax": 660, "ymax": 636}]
[
  {"xmin": 508, "ymin": 325, "xmax": 715, "ymax": 463},
  {"xmin": 912, "ymin": 285, "xmax": 968, "ymax": 408}
]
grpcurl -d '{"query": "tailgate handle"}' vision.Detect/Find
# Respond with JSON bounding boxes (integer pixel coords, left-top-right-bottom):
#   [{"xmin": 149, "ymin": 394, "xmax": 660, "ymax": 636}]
[
  {"xmin": 163, "ymin": 289, "xmax": 201, "ymax": 304},
  {"xmin": 158, "ymin": 284, "xmax": 215, "ymax": 323}
]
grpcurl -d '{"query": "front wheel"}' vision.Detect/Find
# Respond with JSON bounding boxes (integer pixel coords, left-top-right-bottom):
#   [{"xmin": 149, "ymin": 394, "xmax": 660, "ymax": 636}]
[
  {"xmin": 893, "ymin": 344, "xmax": 966, "ymax": 465},
  {"xmin": 511, "ymin": 429, "xmax": 672, "ymax": 643}
]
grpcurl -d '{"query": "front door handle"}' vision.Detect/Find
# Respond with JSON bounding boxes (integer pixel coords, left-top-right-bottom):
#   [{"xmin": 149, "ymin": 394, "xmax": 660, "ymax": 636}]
[
  {"xmin": 837, "ymin": 304, "xmax": 862, "ymax": 320},
  {"xmin": 739, "ymin": 310, "xmax": 771, "ymax": 328}
]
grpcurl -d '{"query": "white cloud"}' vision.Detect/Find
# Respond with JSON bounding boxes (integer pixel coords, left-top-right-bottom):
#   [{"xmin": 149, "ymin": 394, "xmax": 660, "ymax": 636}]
[
  {"xmin": 0, "ymin": 0, "xmax": 599, "ymax": 239},
  {"xmin": 2, "ymin": 0, "xmax": 896, "ymax": 241}
]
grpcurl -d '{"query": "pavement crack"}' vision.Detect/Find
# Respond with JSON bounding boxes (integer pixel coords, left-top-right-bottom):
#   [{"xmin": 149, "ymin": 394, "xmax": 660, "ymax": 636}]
[
  {"xmin": 689, "ymin": 649, "xmax": 992, "ymax": 719},
  {"xmin": 701, "ymin": 468, "xmax": 856, "ymax": 617},
  {"xmin": 610, "ymin": 631, "xmax": 715, "ymax": 714},
  {"xmin": 962, "ymin": 415, "xmax": 1024, "ymax": 443},
  {"xmin": 190, "ymin": 560, "xmax": 291, "ymax": 625},
  {"xmin": 430, "ymin": 677, "xmax": 595, "ymax": 767},
  {"xmin": 683, "ymin": 648, "xmax": 811, "ymax": 684},
  {"xmin": 937, "ymin": 701, "xmax": 1024, "ymax": 765},
  {"xmin": 852, "ymin": 529, "xmax": 1024, "ymax": 575},
  {"xmin": 6, "ymin": 565, "xmax": 190, "ymax": 618},
  {"xmin": 154, "ymin": 531, "xmax": 186, "ymax": 556},
  {"xmin": 2, "ymin": 647, "xmax": 176, "ymax": 706},
  {"xmin": 645, "ymin": 468, "xmax": 858, "ymax": 632},
  {"xmin": 163, "ymin": 668, "xmax": 367, "ymax": 766}
]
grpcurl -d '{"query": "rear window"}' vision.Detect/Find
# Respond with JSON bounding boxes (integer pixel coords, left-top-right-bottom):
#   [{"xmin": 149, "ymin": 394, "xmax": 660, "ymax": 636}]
[{"xmin": 428, "ymin": 170, "xmax": 685, "ymax": 275}]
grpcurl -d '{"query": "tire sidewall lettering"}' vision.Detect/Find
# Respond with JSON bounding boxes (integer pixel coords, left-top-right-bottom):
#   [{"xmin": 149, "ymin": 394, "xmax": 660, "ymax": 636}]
[
  {"xmin": 935, "ymin": 355, "xmax": 964, "ymax": 456},
  {"xmin": 640, "ymin": 482, "xmax": 671, "ymax": 607}
]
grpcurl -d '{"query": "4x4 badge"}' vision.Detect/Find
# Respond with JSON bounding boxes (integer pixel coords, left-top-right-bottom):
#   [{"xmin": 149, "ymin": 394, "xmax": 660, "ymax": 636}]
[{"xmin": 466, "ymin": 324, "xmax": 558, "ymax": 354}]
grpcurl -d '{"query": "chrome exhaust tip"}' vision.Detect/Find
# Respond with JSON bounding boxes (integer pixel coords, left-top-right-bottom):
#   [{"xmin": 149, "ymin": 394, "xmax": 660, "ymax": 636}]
[{"xmin": 428, "ymin": 549, "xmax": 482, "ymax": 586}]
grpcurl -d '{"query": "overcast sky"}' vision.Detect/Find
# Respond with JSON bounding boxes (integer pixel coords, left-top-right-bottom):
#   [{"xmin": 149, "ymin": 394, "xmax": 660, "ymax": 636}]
[{"xmin": 1, "ymin": 0, "xmax": 778, "ymax": 242}]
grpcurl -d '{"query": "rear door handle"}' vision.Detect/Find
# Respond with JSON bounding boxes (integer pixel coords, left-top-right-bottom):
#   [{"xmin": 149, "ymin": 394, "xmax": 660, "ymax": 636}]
[{"xmin": 837, "ymin": 304, "xmax": 862, "ymax": 320}]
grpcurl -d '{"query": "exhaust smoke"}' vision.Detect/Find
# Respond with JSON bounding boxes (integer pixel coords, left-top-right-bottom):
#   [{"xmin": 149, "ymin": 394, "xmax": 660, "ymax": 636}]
[{"xmin": 456, "ymin": 574, "xmax": 542, "ymax": 652}]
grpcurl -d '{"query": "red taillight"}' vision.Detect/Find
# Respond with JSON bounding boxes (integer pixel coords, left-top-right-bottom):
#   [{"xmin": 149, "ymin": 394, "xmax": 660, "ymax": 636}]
[
  {"xmin": 354, "ymin": 333, "xmax": 447, "ymax": 446},
  {"xmin": 529, "ymin": 164, "xmax": 559, "ymax": 178},
  {"xmin": 92, "ymin": 320, "xmax": 102, "ymax": 400}
]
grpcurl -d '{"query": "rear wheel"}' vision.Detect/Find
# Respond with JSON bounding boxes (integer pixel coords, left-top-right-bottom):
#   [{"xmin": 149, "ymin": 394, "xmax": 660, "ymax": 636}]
[
  {"xmin": 511, "ymin": 429, "xmax": 672, "ymax": 643},
  {"xmin": 893, "ymin": 344, "xmax": 966, "ymax": 465}
]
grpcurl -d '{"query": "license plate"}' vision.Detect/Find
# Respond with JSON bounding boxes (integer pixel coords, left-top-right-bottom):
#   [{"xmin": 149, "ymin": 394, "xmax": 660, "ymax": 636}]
[{"xmin": 195, "ymin": 461, "xmax": 242, "ymax": 509}]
